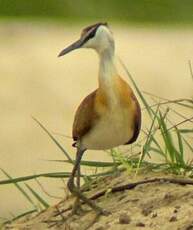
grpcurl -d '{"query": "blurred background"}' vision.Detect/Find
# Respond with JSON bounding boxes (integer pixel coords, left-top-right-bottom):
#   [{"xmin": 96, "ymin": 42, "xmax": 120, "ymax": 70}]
[
  {"xmin": 1, "ymin": 0, "xmax": 193, "ymax": 24},
  {"xmin": 0, "ymin": 0, "xmax": 193, "ymax": 220}
]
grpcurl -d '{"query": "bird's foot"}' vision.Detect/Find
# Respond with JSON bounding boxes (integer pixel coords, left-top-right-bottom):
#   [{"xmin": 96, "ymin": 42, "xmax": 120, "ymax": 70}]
[
  {"xmin": 95, "ymin": 206, "xmax": 111, "ymax": 216},
  {"xmin": 71, "ymin": 200, "xmax": 111, "ymax": 216},
  {"xmin": 71, "ymin": 199, "xmax": 85, "ymax": 215},
  {"xmin": 72, "ymin": 205, "xmax": 85, "ymax": 215}
]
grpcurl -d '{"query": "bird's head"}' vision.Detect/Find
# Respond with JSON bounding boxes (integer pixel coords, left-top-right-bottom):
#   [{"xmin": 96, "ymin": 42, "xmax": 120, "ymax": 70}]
[{"xmin": 58, "ymin": 22, "xmax": 114, "ymax": 57}]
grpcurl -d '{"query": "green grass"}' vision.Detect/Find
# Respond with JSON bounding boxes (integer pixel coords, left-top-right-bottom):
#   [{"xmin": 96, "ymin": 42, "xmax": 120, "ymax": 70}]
[{"xmin": 0, "ymin": 60, "xmax": 193, "ymax": 226}]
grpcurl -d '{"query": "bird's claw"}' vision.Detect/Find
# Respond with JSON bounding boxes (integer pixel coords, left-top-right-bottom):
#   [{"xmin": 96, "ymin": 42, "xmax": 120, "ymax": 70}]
[
  {"xmin": 72, "ymin": 203, "xmax": 85, "ymax": 215},
  {"xmin": 96, "ymin": 208, "xmax": 111, "ymax": 216}
]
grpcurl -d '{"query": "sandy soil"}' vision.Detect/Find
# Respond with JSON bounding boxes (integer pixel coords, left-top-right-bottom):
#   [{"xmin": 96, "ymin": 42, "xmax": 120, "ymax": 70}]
[{"xmin": 3, "ymin": 170, "xmax": 193, "ymax": 230}]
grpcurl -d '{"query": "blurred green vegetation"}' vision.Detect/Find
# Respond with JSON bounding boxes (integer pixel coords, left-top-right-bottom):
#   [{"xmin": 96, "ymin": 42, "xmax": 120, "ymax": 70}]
[{"xmin": 0, "ymin": 0, "xmax": 193, "ymax": 24}]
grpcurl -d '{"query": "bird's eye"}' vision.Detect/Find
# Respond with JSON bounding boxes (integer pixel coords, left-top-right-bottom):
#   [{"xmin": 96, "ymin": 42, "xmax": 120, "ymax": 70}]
[
  {"xmin": 87, "ymin": 28, "xmax": 97, "ymax": 39},
  {"xmin": 83, "ymin": 27, "xmax": 97, "ymax": 43}
]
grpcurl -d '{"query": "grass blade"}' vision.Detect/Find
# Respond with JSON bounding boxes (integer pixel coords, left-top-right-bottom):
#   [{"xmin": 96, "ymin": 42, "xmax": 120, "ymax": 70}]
[
  {"xmin": 179, "ymin": 129, "xmax": 193, "ymax": 133},
  {"xmin": 175, "ymin": 127, "xmax": 185, "ymax": 166},
  {"xmin": 25, "ymin": 183, "xmax": 49, "ymax": 209},
  {"xmin": 32, "ymin": 116, "xmax": 73, "ymax": 163},
  {"xmin": 119, "ymin": 58, "xmax": 153, "ymax": 117},
  {"xmin": 149, "ymin": 135, "xmax": 165, "ymax": 157},
  {"xmin": 148, "ymin": 147, "xmax": 164, "ymax": 155},
  {"xmin": 175, "ymin": 127, "xmax": 184, "ymax": 155},
  {"xmin": 138, "ymin": 104, "xmax": 160, "ymax": 169},
  {"xmin": 2, "ymin": 209, "xmax": 37, "ymax": 225},
  {"xmin": 0, "ymin": 169, "xmax": 116, "ymax": 185},
  {"xmin": 0, "ymin": 169, "xmax": 37, "ymax": 209},
  {"xmin": 0, "ymin": 172, "xmax": 71, "ymax": 184},
  {"xmin": 183, "ymin": 137, "xmax": 193, "ymax": 153},
  {"xmin": 158, "ymin": 111, "xmax": 176, "ymax": 163},
  {"xmin": 47, "ymin": 159, "xmax": 120, "ymax": 167}
]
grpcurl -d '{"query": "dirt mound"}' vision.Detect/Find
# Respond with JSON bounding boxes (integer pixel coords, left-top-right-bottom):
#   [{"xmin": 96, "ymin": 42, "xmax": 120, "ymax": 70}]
[{"xmin": 4, "ymin": 171, "xmax": 193, "ymax": 230}]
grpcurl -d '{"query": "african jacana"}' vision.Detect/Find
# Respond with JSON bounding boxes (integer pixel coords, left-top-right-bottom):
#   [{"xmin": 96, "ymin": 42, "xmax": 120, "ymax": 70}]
[{"xmin": 58, "ymin": 22, "xmax": 141, "ymax": 215}]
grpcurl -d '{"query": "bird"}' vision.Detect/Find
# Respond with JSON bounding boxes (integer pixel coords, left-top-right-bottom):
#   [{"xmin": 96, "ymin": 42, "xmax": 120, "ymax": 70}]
[{"xmin": 58, "ymin": 22, "xmax": 141, "ymax": 215}]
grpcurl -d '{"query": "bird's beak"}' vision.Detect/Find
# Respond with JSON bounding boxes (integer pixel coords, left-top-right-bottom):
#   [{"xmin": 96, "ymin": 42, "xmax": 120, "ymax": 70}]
[{"xmin": 58, "ymin": 38, "xmax": 84, "ymax": 57}]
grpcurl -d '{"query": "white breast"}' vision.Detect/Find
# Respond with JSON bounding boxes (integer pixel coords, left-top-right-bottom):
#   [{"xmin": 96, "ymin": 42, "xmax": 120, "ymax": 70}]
[{"xmin": 82, "ymin": 105, "xmax": 133, "ymax": 150}]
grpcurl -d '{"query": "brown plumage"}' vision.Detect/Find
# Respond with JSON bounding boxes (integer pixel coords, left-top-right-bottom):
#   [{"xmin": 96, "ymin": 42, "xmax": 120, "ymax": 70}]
[
  {"xmin": 72, "ymin": 76, "xmax": 141, "ymax": 149},
  {"xmin": 125, "ymin": 93, "xmax": 141, "ymax": 144},
  {"xmin": 72, "ymin": 90, "xmax": 99, "ymax": 144}
]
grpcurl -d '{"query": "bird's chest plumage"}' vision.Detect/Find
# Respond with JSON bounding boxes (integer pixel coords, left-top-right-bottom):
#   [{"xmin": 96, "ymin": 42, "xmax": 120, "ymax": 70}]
[{"xmin": 82, "ymin": 89, "xmax": 134, "ymax": 150}]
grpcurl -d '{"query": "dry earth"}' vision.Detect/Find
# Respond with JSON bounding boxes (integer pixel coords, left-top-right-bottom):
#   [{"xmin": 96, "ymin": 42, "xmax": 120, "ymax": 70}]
[{"xmin": 3, "ymin": 170, "xmax": 193, "ymax": 230}]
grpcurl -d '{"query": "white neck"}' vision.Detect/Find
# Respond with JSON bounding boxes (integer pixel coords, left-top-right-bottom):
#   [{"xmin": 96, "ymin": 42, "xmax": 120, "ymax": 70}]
[
  {"xmin": 98, "ymin": 48, "xmax": 117, "ymax": 89},
  {"xmin": 97, "ymin": 46, "xmax": 120, "ymax": 107}
]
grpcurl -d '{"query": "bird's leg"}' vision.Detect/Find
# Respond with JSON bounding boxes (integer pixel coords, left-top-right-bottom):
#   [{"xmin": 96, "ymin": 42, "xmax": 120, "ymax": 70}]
[
  {"xmin": 72, "ymin": 154, "xmax": 83, "ymax": 214},
  {"xmin": 67, "ymin": 148, "xmax": 110, "ymax": 216}
]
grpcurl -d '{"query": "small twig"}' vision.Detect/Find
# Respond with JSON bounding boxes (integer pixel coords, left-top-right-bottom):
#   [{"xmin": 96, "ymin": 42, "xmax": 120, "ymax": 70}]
[
  {"xmin": 53, "ymin": 207, "xmax": 72, "ymax": 217},
  {"xmin": 167, "ymin": 116, "xmax": 193, "ymax": 131},
  {"xmin": 55, "ymin": 206, "xmax": 66, "ymax": 221},
  {"xmin": 89, "ymin": 177, "xmax": 193, "ymax": 201},
  {"xmin": 169, "ymin": 107, "xmax": 193, "ymax": 124},
  {"xmin": 142, "ymin": 92, "xmax": 193, "ymax": 109},
  {"xmin": 35, "ymin": 178, "xmax": 62, "ymax": 200},
  {"xmin": 143, "ymin": 91, "xmax": 192, "ymax": 104}
]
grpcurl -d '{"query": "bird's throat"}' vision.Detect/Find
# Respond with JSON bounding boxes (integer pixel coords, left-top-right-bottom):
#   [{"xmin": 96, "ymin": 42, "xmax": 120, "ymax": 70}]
[
  {"xmin": 99, "ymin": 48, "xmax": 116, "ymax": 80},
  {"xmin": 98, "ymin": 49, "xmax": 119, "ymax": 106}
]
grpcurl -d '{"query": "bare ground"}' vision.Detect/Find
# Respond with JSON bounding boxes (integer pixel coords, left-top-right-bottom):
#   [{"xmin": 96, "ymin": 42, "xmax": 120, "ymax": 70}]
[{"xmin": 3, "ymin": 170, "xmax": 193, "ymax": 230}]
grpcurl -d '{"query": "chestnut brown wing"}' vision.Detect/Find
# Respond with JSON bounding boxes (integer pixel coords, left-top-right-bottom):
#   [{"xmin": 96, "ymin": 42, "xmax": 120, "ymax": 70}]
[
  {"xmin": 116, "ymin": 77, "xmax": 141, "ymax": 145},
  {"xmin": 72, "ymin": 90, "xmax": 99, "ymax": 145},
  {"xmin": 125, "ymin": 94, "xmax": 141, "ymax": 145}
]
